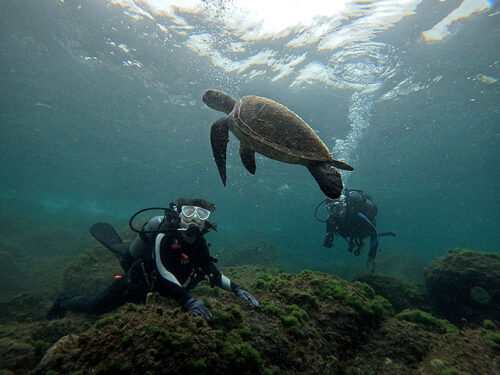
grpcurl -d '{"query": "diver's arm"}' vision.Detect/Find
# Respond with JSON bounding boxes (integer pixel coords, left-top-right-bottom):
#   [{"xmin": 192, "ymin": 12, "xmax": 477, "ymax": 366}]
[
  {"xmin": 323, "ymin": 218, "xmax": 336, "ymax": 248},
  {"xmin": 326, "ymin": 217, "xmax": 337, "ymax": 234},
  {"xmin": 156, "ymin": 277, "xmax": 191, "ymax": 306},
  {"xmin": 207, "ymin": 263, "xmax": 259, "ymax": 307},
  {"xmin": 207, "ymin": 263, "xmax": 239, "ymax": 292}
]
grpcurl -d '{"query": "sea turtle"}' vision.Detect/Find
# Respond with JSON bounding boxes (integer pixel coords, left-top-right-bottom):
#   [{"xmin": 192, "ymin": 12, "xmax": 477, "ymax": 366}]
[{"xmin": 202, "ymin": 89, "xmax": 354, "ymax": 199}]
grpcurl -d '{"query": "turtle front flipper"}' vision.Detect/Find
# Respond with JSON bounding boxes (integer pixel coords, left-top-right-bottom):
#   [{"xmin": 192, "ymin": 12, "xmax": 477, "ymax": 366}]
[
  {"xmin": 210, "ymin": 118, "xmax": 230, "ymax": 186},
  {"xmin": 239, "ymin": 143, "xmax": 256, "ymax": 175},
  {"xmin": 307, "ymin": 162, "xmax": 343, "ymax": 199}
]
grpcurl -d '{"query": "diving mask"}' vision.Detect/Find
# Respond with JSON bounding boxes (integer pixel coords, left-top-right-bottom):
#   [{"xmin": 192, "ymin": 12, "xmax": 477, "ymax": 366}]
[
  {"xmin": 327, "ymin": 195, "xmax": 346, "ymax": 219},
  {"xmin": 181, "ymin": 205, "xmax": 211, "ymax": 221}
]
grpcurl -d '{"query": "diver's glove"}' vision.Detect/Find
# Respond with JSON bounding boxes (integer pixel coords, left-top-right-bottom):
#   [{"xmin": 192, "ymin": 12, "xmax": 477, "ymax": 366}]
[
  {"xmin": 183, "ymin": 297, "xmax": 212, "ymax": 320},
  {"xmin": 234, "ymin": 287, "xmax": 259, "ymax": 307},
  {"xmin": 322, "ymin": 233, "xmax": 333, "ymax": 248}
]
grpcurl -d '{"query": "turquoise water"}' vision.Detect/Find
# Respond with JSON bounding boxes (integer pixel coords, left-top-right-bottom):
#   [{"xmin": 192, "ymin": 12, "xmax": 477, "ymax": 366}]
[{"xmin": 1, "ymin": 0, "xmax": 499, "ymax": 288}]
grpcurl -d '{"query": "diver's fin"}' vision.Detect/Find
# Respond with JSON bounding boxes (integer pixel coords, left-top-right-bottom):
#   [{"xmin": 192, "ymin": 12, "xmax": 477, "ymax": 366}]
[
  {"xmin": 307, "ymin": 161, "xmax": 343, "ymax": 199},
  {"xmin": 210, "ymin": 117, "xmax": 230, "ymax": 186},
  {"xmin": 239, "ymin": 143, "xmax": 256, "ymax": 175},
  {"xmin": 89, "ymin": 223, "xmax": 128, "ymax": 259},
  {"xmin": 331, "ymin": 159, "xmax": 354, "ymax": 171}
]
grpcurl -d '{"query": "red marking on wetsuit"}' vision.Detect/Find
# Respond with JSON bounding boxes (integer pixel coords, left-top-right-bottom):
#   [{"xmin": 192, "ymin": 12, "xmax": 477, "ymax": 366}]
[
  {"xmin": 114, "ymin": 275, "xmax": 122, "ymax": 279},
  {"xmin": 171, "ymin": 243, "xmax": 182, "ymax": 249},
  {"xmin": 181, "ymin": 253, "xmax": 189, "ymax": 260}
]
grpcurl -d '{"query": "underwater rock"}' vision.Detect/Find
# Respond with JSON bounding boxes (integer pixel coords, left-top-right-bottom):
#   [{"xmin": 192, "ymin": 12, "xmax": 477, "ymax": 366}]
[
  {"xmin": 0, "ymin": 318, "xmax": 89, "ymax": 374},
  {"xmin": 37, "ymin": 333, "xmax": 80, "ymax": 370},
  {"xmin": 0, "ymin": 293, "xmax": 51, "ymax": 323},
  {"xmin": 353, "ymin": 273, "xmax": 430, "ymax": 313},
  {"xmin": 22, "ymin": 226, "xmax": 89, "ymax": 257},
  {"xmin": 470, "ymin": 286, "xmax": 492, "ymax": 306},
  {"xmin": 425, "ymin": 248, "xmax": 500, "ymax": 326},
  {"xmin": 396, "ymin": 309, "xmax": 458, "ymax": 334},
  {"xmin": 1, "ymin": 266, "xmax": 498, "ymax": 374},
  {"xmin": 0, "ymin": 336, "xmax": 36, "ymax": 372},
  {"xmin": 62, "ymin": 246, "xmax": 122, "ymax": 297},
  {"xmin": 33, "ymin": 268, "xmax": 396, "ymax": 374}
]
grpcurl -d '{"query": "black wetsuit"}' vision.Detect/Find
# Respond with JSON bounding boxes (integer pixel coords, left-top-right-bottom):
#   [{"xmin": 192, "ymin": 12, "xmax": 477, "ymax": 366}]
[
  {"xmin": 60, "ymin": 217, "xmax": 239, "ymax": 316},
  {"xmin": 324, "ymin": 190, "xmax": 379, "ymax": 261}
]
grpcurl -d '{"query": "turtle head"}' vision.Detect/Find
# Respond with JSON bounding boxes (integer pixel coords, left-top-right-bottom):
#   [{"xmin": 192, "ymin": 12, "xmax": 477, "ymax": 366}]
[{"xmin": 203, "ymin": 90, "xmax": 236, "ymax": 115}]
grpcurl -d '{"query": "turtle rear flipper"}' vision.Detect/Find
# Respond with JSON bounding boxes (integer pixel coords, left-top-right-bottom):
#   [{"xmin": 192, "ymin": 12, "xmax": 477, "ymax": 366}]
[
  {"xmin": 210, "ymin": 118, "xmax": 230, "ymax": 186},
  {"xmin": 239, "ymin": 143, "xmax": 256, "ymax": 174},
  {"xmin": 307, "ymin": 162, "xmax": 343, "ymax": 199}
]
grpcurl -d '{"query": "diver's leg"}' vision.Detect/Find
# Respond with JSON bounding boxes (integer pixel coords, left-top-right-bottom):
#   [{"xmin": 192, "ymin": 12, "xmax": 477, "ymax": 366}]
[
  {"xmin": 323, "ymin": 219, "xmax": 335, "ymax": 248},
  {"xmin": 47, "ymin": 278, "xmax": 134, "ymax": 318}
]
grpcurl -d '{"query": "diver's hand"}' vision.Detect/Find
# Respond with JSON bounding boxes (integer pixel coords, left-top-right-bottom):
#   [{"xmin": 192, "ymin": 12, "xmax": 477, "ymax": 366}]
[
  {"xmin": 322, "ymin": 233, "xmax": 333, "ymax": 248},
  {"xmin": 366, "ymin": 258, "xmax": 376, "ymax": 272},
  {"xmin": 234, "ymin": 287, "xmax": 259, "ymax": 307},
  {"xmin": 183, "ymin": 297, "xmax": 212, "ymax": 320}
]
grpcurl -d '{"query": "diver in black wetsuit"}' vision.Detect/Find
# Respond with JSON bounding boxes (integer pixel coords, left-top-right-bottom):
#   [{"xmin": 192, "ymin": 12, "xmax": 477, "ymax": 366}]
[
  {"xmin": 47, "ymin": 198, "xmax": 258, "ymax": 320},
  {"xmin": 322, "ymin": 189, "xmax": 395, "ymax": 270}
]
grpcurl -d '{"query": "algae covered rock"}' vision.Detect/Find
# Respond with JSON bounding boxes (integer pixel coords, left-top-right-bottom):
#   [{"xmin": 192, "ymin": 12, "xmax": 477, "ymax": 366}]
[
  {"xmin": 396, "ymin": 309, "xmax": 458, "ymax": 334},
  {"xmin": 4, "ymin": 265, "xmax": 499, "ymax": 375},
  {"xmin": 0, "ymin": 293, "xmax": 51, "ymax": 323},
  {"xmin": 353, "ymin": 273, "xmax": 430, "ymax": 313},
  {"xmin": 0, "ymin": 318, "xmax": 89, "ymax": 374},
  {"xmin": 61, "ymin": 246, "xmax": 122, "ymax": 297},
  {"xmin": 425, "ymin": 248, "xmax": 500, "ymax": 325},
  {"xmin": 34, "ymin": 268, "xmax": 394, "ymax": 375}
]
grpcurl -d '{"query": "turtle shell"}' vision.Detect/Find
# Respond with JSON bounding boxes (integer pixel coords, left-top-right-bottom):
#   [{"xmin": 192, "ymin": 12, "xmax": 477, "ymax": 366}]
[{"xmin": 233, "ymin": 96, "xmax": 332, "ymax": 161}]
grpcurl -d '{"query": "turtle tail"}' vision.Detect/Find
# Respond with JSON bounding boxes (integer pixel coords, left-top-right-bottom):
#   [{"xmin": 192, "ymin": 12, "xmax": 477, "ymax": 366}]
[{"xmin": 307, "ymin": 161, "xmax": 344, "ymax": 199}]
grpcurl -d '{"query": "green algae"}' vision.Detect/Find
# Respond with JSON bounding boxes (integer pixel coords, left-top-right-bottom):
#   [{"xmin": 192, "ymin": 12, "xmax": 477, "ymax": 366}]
[
  {"xmin": 486, "ymin": 332, "xmax": 500, "ymax": 346},
  {"xmin": 260, "ymin": 298, "xmax": 285, "ymax": 316},
  {"xmin": 188, "ymin": 358, "xmax": 207, "ymax": 373},
  {"xmin": 254, "ymin": 274, "xmax": 275, "ymax": 289},
  {"xmin": 352, "ymin": 281, "xmax": 376, "ymax": 299},
  {"xmin": 281, "ymin": 315, "xmax": 299, "ymax": 328},
  {"xmin": 121, "ymin": 333, "xmax": 132, "ymax": 346},
  {"xmin": 32, "ymin": 339, "xmax": 49, "ymax": 357},
  {"xmin": 483, "ymin": 319, "xmax": 496, "ymax": 330},
  {"xmin": 397, "ymin": 310, "xmax": 458, "ymax": 333},
  {"xmin": 280, "ymin": 305, "xmax": 308, "ymax": 337},
  {"xmin": 429, "ymin": 359, "xmax": 463, "ymax": 375},
  {"xmin": 289, "ymin": 304, "xmax": 308, "ymax": 322},
  {"xmin": 449, "ymin": 248, "xmax": 500, "ymax": 261},
  {"xmin": 209, "ymin": 304, "xmax": 243, "ymax": 331},
  {"xmin": 218, "ymin": 340, "xmax": 262, "ymax": 371},
  {"xmin": 263, "ymin": 365, "xmax": 281, "ymax": 375},
  {"xmin": 95, "ymin": 314, "xmax": 121, "ymax": 328},
  {"xmin": 94, "ymin": 357, "xmax": 132, "ymax": 374}
]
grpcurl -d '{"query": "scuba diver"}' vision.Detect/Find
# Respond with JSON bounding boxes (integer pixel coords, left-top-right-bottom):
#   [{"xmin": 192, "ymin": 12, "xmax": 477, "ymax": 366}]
[
  {"xmin": 318, "ymin": 189, "xmax": 395, "ymax": 270},
  {"xmin": 47, "ymin": 198, "xmax": 259, "ymax": 320}
]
